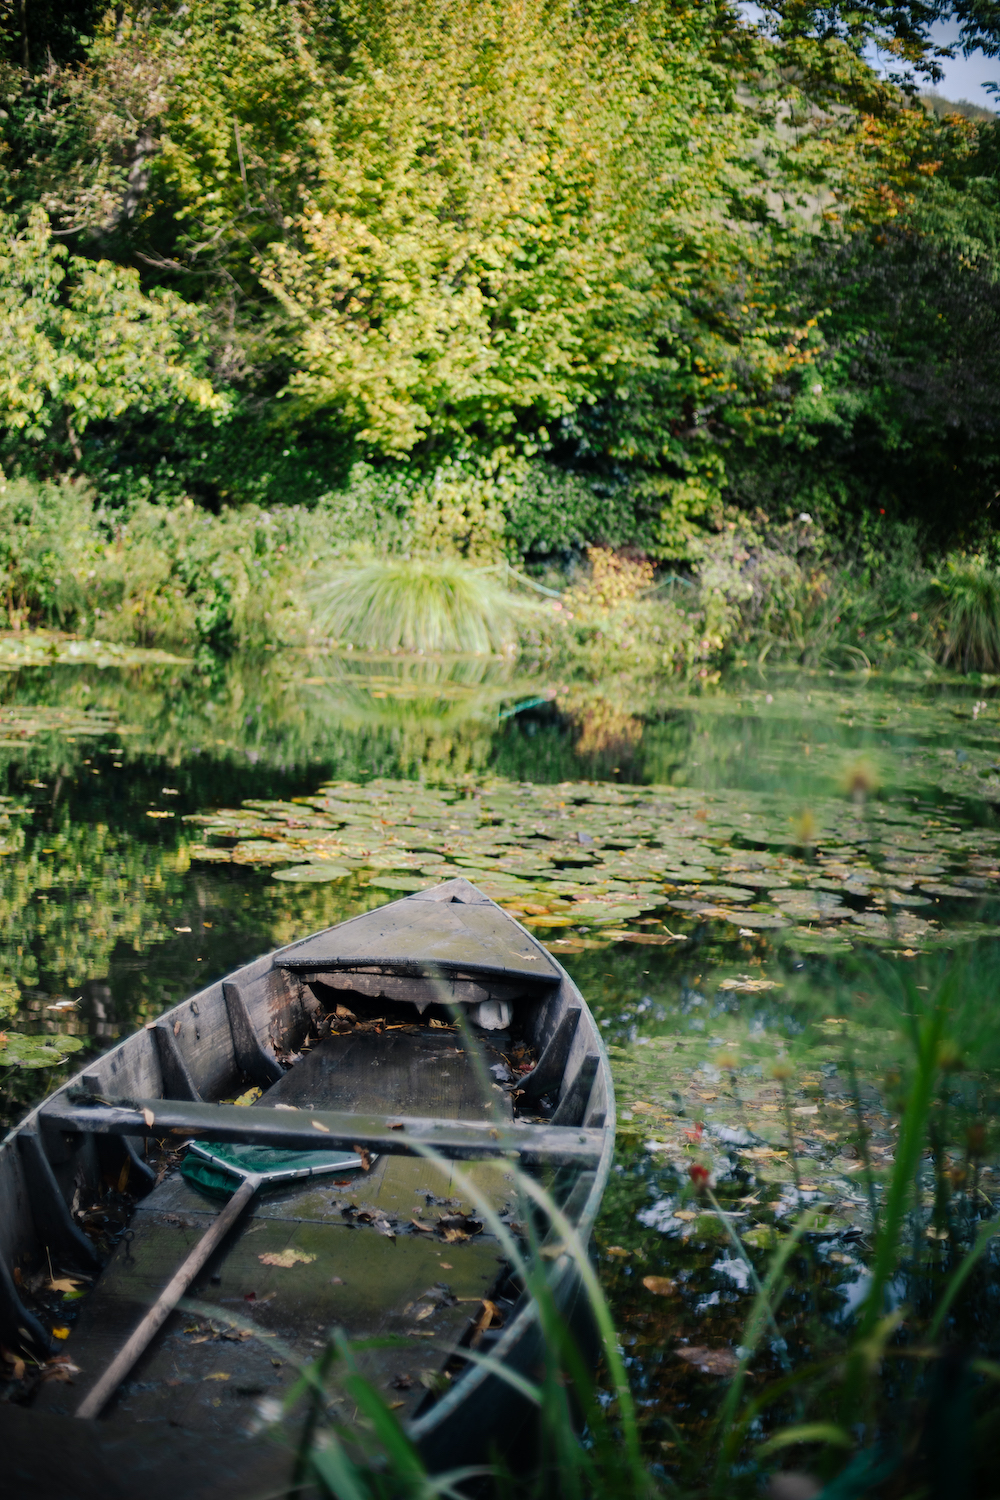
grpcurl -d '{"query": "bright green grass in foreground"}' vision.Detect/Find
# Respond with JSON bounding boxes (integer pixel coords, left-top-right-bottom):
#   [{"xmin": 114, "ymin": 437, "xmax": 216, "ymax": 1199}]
[{"xmin": 229, "ymin": 967, "xmax": 1000, "ymax": 1498}]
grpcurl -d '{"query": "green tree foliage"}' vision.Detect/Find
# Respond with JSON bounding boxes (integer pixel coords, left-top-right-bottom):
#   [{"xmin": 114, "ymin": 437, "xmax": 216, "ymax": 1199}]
[
  {"xmin": 2, "ymin": 0, "xmax": 1000, "ymax": 555},
  {"xmin": 0, "ymin": 207, "xmax": 222, "ymax": 466}
]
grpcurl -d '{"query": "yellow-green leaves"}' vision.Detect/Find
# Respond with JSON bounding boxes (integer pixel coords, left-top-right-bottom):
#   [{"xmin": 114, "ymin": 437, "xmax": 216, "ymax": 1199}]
[
  {"xmin": 251, "ymin": 0, "xmax": 753, "ymax": 454},
  {"xmin": 0, "ymin": 208, "xmax": 222, "ymax": 443}
]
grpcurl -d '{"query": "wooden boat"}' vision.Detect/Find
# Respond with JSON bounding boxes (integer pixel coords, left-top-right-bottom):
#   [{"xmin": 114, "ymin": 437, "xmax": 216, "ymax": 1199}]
[{"xmin": 0, "ymin": 878, "xmax": 615, "ymax": 1498}]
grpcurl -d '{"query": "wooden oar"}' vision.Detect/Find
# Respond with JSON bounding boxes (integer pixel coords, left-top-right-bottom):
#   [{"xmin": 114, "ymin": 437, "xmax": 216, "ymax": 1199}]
[
  {"xmin": 75, "ymin": 1140, "xmax": 362, "ymax": 1421},
  {"xmin": 75, "ymin": 1175, "xmax": 258, "ymax": 1419}
]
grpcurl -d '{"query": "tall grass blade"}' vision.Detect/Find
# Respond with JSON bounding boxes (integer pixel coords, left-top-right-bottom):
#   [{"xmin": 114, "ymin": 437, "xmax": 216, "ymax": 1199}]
[
  {"xmin": 927, "ymin": 1219, "xmax": 1000, "ymax": 1345},
  {"xmin": 712, "ymin": 1210, "xmax": 819, "ymax": 1488}
]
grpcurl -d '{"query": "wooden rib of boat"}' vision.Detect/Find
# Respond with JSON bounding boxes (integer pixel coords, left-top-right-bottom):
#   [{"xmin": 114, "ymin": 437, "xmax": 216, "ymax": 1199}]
[{"xmin": 0, "ymin": 878, "xmax": 615, "ymax": 1499}]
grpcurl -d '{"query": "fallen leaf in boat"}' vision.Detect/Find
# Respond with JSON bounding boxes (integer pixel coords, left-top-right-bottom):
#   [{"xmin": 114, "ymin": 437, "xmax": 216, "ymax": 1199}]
[
  {"xmin": 411, "ymin": 1219, "xmax": 434, "ymax": 1233},
  {"xmin": 675, "ymin": 1346, "xmax": 739, "ymax": 1376},
  {"xmin": 204, "ymin": 1372, "xmax": 230, "ymax": 1381},
  {"xmin": 40, "ymin": 1356, "xmax": 80, "ymax": 1382},
  {"xmin": 353, "ymin": 1208, "xmax": 395, "ymax": 1239},
  {"xmin": 258, "ymin": 1249, "xmax": 317, "ymax": 1268},
  {"xmin": 439, "ymin": 1262, "xmax": 453, "ymax": 1269},
  {"xmin": 234, "ymin": 1087, "xmax": 262, "ymax": 1107},
  {"xmin": 51, "ymin": 1326, "xmax": 70, "ymax": 1340},
  {"xmin": 353, "ymin": 1145, "xmax": 372, "ymax": 1171},
  {"xmin": 311, "ymin": 1119, "xmax": 330, "ymax": 1133},
  {"xmin": 335, "ymin": 1004, "xmax": 356, "ymax": 1021},
  {"xmin": 413, "ymin": 1304, "xmax": 436, "ymax": 1322},
  {"xmin": 674, "ymin": 1211, "xmax": 698, "ymax": 1222},
  {"xmin": 47, "ymin": 1277, "xmax": 86, "ymax": 1295},
  {"xmin": 390, "ymin": 1373, "xmax": 416, "ymax": 1390},
  {"xmin": 273, "ymin": 1103, "xmax": 299, "ymax": 1112},
  {"xmin": 142, "ymin": 1107, "xmax": 155, "ymax": 1128},
  {"xmin": 428, "ymin": 1019, "xmax": 453, "ymax": 1030},
  {"xmin": 605, "ymin": 1246, "xmax": 632, "ymax": 1258},
  {"xmin": 437, "ymin": 1213, "xmax": 483, "ymax": 1237},
  {"xmin": 642, "ymin": 1276, "xmax": 677, "ymax": 1297},
  {"xmin": 388, "ymin": 1121, "xmax": 405, "ymax": 1130},
  {"xmin": 388, "ymin": 1400, "xmax": 406, "ymax": 1410},
  {"xmin": 469, "ymin": 1300, "xmax": 500, "ymax": 1348}
]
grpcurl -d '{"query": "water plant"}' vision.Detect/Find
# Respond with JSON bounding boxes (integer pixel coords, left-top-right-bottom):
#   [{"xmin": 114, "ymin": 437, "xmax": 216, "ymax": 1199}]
[
  {"xmin": 311, "ymin": 559, "xmax": 524, "ymax": 655},
  {"xmin": 935, "ymin": 556, "xmax": 1000, "ymax": 673}
]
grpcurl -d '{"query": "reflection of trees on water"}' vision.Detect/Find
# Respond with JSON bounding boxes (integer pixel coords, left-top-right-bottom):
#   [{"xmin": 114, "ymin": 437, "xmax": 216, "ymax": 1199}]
[
  {"xmin": 0, "ymin": 807, "xmax": 385, "ymax": 1127},
  {"xmin": 0, "ymin": 652, "xmax": 542, "ymax": 782}
]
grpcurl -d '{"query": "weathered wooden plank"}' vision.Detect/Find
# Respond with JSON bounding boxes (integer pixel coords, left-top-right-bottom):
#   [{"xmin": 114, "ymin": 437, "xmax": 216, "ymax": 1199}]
[
  {"xmin": 223, "ymin": 981, "xmax": 284, "ymax": 1085},
  {"xmin": 153, "ymin": 1022, "xmax": 203, "ymax": 1102},
  {"xmin": 42, "ymin": 1098, "xmax": 604, "ymax": 1168},
  {"xmin": 550, "ymin": 1054, "xmax": 600, "ymax": 1127},
  {"xmin": 267, "ymin": 1030, "xmax": 509, "ymax": 1122},
  {"xmin": 16, "ymin": 1131, "xmax": 101, "ymax": 1272},
  {"xmin": 518, "ymin": 1007, "xmax": 581, "ymax": 1100},
  {"xmin": 278, "ymin": 889, "xmax": 561, "ymax": 983}
]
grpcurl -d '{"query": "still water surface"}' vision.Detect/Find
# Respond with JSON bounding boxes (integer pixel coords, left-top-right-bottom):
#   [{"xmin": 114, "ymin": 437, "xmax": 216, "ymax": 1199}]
[{"xmin": 4, "ymin": 651, "xmax": 1000, "ymax": 1452}]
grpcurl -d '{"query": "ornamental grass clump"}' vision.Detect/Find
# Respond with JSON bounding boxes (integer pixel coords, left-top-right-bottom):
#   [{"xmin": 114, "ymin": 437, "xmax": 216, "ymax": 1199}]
[
  {"xmin": 312, "ymin": 559, "xmax": 521, "ymax": 654},
  {"xmin": 936, "ymin": 557, "xmax": 1000, "ymax": 673}
]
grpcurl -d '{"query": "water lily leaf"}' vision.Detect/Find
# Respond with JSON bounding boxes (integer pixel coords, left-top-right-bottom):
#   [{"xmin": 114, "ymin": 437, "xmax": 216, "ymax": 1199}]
[
  {"xmin": 521, "ymin": 914, "xmax": 579, "ymax": 927},
  {"xmin": 917, "ymin": 883, "xmax": 984, "ymax": 898},
  {"xmin": 720, "ymin": 911, "xmax": 790, "ymax": 930},
  {"xmin": 272, "ymin": 864, "xmax": 353, "ymax": 882},
  {"xmin": 0, "ymin": 1032, "xmax": 86, "ymax": 1068},
  {"xmin": 691, "ymin": 885, "xmax": 754, "ymax": 902}
]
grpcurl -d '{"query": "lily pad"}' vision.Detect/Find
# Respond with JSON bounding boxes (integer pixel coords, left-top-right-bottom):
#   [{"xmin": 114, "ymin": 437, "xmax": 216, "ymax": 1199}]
[
  {"xmin": 724, "ymin": 911, "xmax": 791, "ymax": 930},
  {"xmin": 691, "ymin": 885, "xmax": 754, "ymax": 902},
  {"xmin": 272, "ymin": 864, "xmax": 354, "ymax": 883},
  {"xmin": 0, "ymin": 1031, "xmax": 87, "ymax": 1069},
  {"xmin": 917, "ymin": 883, "xmax": 985, "ymax": 899}
]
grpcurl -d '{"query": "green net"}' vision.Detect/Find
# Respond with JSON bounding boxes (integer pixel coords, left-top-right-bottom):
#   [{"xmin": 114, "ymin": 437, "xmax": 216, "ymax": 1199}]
[{"xmin": 181, "ymin": 1141, "xmax": 363, "ymax": 1199}]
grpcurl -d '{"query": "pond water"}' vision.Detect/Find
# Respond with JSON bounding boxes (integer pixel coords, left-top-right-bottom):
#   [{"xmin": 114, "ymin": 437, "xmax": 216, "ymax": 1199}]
[{"xmin": 3, "ymin": 648, "xmax": 1000, "ymax": 1463}]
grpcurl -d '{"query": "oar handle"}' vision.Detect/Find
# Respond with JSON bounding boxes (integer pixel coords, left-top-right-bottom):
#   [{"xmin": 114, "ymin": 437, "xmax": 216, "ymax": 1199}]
[{"xmin": 75, "ymin": 1175, "xmax": 258, "ymax": 1420}]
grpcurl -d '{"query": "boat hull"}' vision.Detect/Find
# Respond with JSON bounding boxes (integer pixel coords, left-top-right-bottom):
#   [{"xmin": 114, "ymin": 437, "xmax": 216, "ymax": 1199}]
[{"xmin": 0, "ymin": 880, "xmax": 615, "ymax": 1490}]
